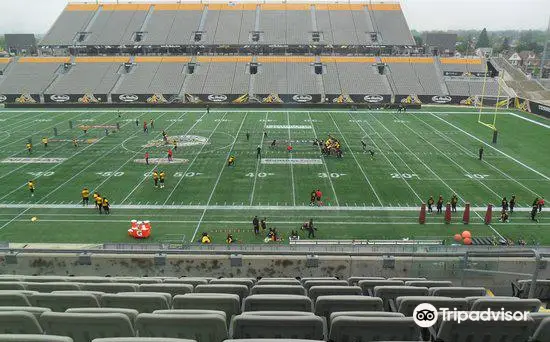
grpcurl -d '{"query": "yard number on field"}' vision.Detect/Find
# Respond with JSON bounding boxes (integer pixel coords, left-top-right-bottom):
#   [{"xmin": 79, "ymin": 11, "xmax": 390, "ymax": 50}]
[
  {"xmin": 246, "ymin": 172, "xmax": 274, "ymax": 178},
  {"xmin": 96, "ymin": 172, "xmax": 124, "ymax": 177},
  {"xmin": 27, "ymin": 171, "xmax": 55, "ymax": 177},
  {"xmin": 318, "ymin": 172, "xmax": 346, "ymax": 178},
  {"xmin": 465, "ymin": 173, "xmax": 489, "ymax": 179},
  {"xmin": 391, "ymin": 173, "xmax": 418, "ymax": 179}
]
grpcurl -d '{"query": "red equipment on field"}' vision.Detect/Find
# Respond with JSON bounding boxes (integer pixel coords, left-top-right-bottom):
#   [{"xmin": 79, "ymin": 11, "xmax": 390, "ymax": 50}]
[
  {"xmin": 444, "ymin": 202, "xmax": 451, "ymax": 224},
  {"xmin": 419, "ymin": 203, "xmax": 426, "ymax": 224},
  {"xmin": 463, "ymin": 203, "xmax": 470, "ymax": 224},
  {"xmin": 128, "ymin": 219, "xmax": 151, "ymax": 239},
  {"xmin": 484, "ymin": 204, "xmax": 493, "ymax": 225}
]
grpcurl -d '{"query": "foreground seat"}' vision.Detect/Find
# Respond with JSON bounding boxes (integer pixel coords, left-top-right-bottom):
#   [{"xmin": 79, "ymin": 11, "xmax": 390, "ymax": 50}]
[
  {"xmin": 373, "ymin": 286, "xmax": 429, "ymax": 311},
  {"xmin": 308, "ymin": 286, "xmax": 361, "ymax": 301},
  {"xmin": 136, "ymin": 312, "xmax": 227, "ymax": 342},
  {"xmin": 100, "ymin": 293, "xmax": 170, "ymax": 313},
  {"xmin": 347, "ymin": 277, "xmax": 385, "ymax": 286},
  {"xmin": 195, "ymin": 285, "xmax": 249, "ymax": 301},
  {"xmin": 230, "ymin": 312, "xmax": 325, "ymax": 340},
  {"xmin": 66, "ymin": 308, "xmax": 139, "ymax": 324},
  {"xmin": 0, "ymin": 311, "xmax": 43, "ymax": 334},
  {"xmin": 139, "ymin": 284, "xmax": 193, "ymax": 297},
  {"xmin": 93, "ymin": 339, "xmax": 196, "ymax": 342},
  {"xmin": 81, "ymin": 283, "xmax": 138, "ymax": 293},
  {"xmin": 25, "ymin": 282, "xmax": 81, "ymax": 293},
  {"xmin": 470, "ymin": 298, "xmax": 541, "ymax": 312},
  {"xmin": 314, "ymin": 295, "xmax": 383, "ymax": 321},
  {"xmin": 513, "ymin": 280, "xmax": 550, "ymax": 300},
  {"xmin": 532, "ymin": 317, "xmax": 550, "ymax": 342},
  {"xmin": 111, "ymin": 278, "xmax": 162, "ymax": 284},
  {"xmin": 30, "ymin": 293, "xmax": 99, "ymax": 312},
  {"xmin": 396, "ymin": 296, "xmax": 468, "ymax": 316},
  {"xmin": 303, "ymin": 280, "xmax": 348, "ymax": 291},
  {"xmin": 250, "ymin": 285, "xmax": 306, "ymax": 296},
  {"xmin": 428, "ymin": 286, "xmax": 486, "ymax": 298},
  {"xmin": 329, "ymin": 311, "xmax": 404, "ymax": 324},
  {"xmin": 0, "ymin": 335, "xmax": 72, "ymax": 342},
  {"xmin": 243, "ymin": 295, "xmax": 312, "ymax": 312},
  {"xmin": 210, "ymin": 278, "xmax": 255, "ymax": 289},
  {"xmin": 435, "ymin": 316, "xmax": 534, "ymax": 341},
  {"xmin": 0, "ymin": 306, "xmax": 51, "ymax": 319},
  {"xmin": 163, "ymin": 278, "xmax": 209, "ymax": 287},
  {"xmin": 256, "ymin": 278, "xmax": 301, "ymax": 286},
  {"xmin": 0, "ymin": 292, "xmax": 31, "ymax": 306},
  {"xmin": 40, "ymin": 312, "xmax": 135, "ymax": 342},
  {"xmin": 405, "ymin": 280, "xmax": 453, "ymax": 288},
  {"xmin": 0, "ymin": 282, "xmax": 26, "ymax": 291},
  {"xmin": 172, "ymin": 293, "xmax": 240, "ymax": 325},
  {"xmin": 357, "ymin": 280, "xmax": 404, "ymax": 296},
  {"xmin": 329, "ymin": 316, "xmax": 420, "ymax": 341}
]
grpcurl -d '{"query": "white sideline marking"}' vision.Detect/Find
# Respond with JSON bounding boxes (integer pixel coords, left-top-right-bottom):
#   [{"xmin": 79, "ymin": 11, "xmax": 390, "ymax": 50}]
[
  {"xmin": 266, "ymin": 125, "xmax": 312, "ymax": 129},
  {"xmin": 508, "ymin": 112, "xmax": 550, "ymax": 129},
  {"xmin": 0, "ymin": 109, "xmax": 508, "ymax": 114},
  {"xmin": 0, "ymin": 203, "xmax": 533, "ymax": 212},
  {"xmin": 261, "ymin": 158, "xmax": 323, "ymax": 165},
  {"xmin": 430, "ymin": 112, "xmax": 550, "ymax": 181}
]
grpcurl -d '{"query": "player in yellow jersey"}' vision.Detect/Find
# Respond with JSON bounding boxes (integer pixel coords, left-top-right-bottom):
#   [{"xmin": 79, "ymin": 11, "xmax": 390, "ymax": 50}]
[
  {"xmin": 26, "ymin": 143, "xmax": 32, "ymax": 154},
  {"xmin": 159, "ymin": 171, "xmax": 166, "ymax": 189},
  {"xmin": 81, "ymin": 187, "xmax": 90, "ymax": 206},
  {"xmin": 95, "ymin": 194, "xmax": 103, "ymax": 214},
  {"xmin": 101, "ymin": 197, "xmax": 110, "ymax": 215},
  {"xmin": 73, "ymin": 138, "xmax": 78, "ymax": 148},
  {"xmin": 153, "ymin": 171, "xmax": 159, "ymax": 188},
  {"xmin": 227, "ymin": 155, "xmax": 235, "ymax": 167},
  {"xmin": 42, "ymin": 137, "xmax": 48, "ymax": 149},
  {"xmin": 28, "ymin": 180, "xmax": 35, "ymax": 197}
]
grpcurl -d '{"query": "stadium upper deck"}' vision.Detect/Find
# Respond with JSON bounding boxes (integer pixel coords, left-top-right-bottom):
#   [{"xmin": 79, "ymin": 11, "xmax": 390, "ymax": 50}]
[{"xmin": 39, "ymin": 2, "xmax": 415, "ymax": 48}]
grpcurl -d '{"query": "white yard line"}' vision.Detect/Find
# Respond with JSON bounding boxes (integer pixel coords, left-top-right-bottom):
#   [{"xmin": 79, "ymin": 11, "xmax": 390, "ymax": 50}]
[
  {"xmin": 343, "ymin": 112, "xmax": 423, "ymax": 203},
  {"xmin": 0, "ymin": 208, "xmax": 30, "ymax": 231},
  {"xmin": 507, "ymin": 112, "xmax": 550, "ymax": 129},
  {"xmin": 0, "ymin": 203, "xmax": 537, "ymax": 212},
  {"xmin": 190, "ymin": 112, "xmax": 249, "ymax": 242},
  {"xmin": 327, "ymin": 112, "xmax": 383, "ymax": 206},
  {"xmin": 286, "ymin": 111, "xmax": 297, "ymax": 206},
  {"xmin": 1, "ymin": 109, "xmax": 507, "ymax": 114},
  {"xmin": 307, "ymin": 111, "xmax": 339, "ymax": 206},
  {"xmin": 430, "ymin": 112, "xmax": 550, "ymax": 181},
  {"xmin": 413, "ymin": 113, "xmax": 541, "ymax": 198},
  {"xmin": 162, "ymin": 112, "xmax": 229, "ymax": 205},
  {"xmin": 249, "ymin": 112, "xmax": 268, "ymax": 205}
]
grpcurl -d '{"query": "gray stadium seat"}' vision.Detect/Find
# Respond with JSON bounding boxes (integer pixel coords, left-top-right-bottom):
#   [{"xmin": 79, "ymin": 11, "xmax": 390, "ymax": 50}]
[
  {"xmin": 243, "ymin": 295, "xmax": 312, "ymax": 312},
  {"xmin": 223, "ymin": 340, "xmax": 324, "ymax": 342},
  {"xmin": 256, "ymin": 278, "xmax": 301, "ymax": 286},
  {"xmin": 374, "ymin": 286, "xmax": 429, "ymax": 311},
  {"xmin": 465, "ymin": 296, "xmax": 518, "ymax": 307},
  {"xmin": 172, "ymin": 293, "xmax": 240, "ymax": 325},
  {"xmin": 111, "ymin": 278, "xmax": 162, "ymax": 284},
  {"xmin": 0, "ymin": 335, "xmax": 72, "ymax": 342},
  {"xmin": 0, "ymin": 306, "xmax": 51, "ymax": 319},
  {"xmin": 195, "ymin": 284, "xmax": 249, "ymax": 300},
  {"xmin": 428, "ymin": 286, "xmax": 486, "ymax": 298},
  {"xmin": 358, "ymin": 279, "xmax": 404, "ymax": 296},
  {"xmin": 100, "ymin": 293, "xmax": 170, "ymax": 313},
  {"xmin": 0, "ymin": 311, "xmax": 43, "ymax": 334},
  {"xmin": 388, "ymin": 277, "xmax": 427, "ymax": 282},
  {"xmin": 25, "ymin": 282, "xmax": 82, "ymax": 292},
  {"xmin": 136, "ymin": 312, "xmax": 227, "ymax": 342},
  {"xmin": 210, "ymin": 278, "xmax": 255, "ymax": 289},
  {"xmin": 303, "ymin": 280, "xmax": 348, "ymax": 291},
  {"xmin": 329, "ymin": 316, "xmax": 420, "ymax": 342},
  {"xmin": 435, "ymin": 316, "xmax": 534, "ymax": 342},
  {"xmin": 30, "ymin": 293, "xmax": 99, "ymax": 312},
  {"xmin": 66, "ymin": 277, "xmax": 113, "ymax": 283},
  {"xmin": 308, "ymin": 286, "xmax": 362, "ymax": 301},
  {"xmin": 300, "ymin": 277, "xmax": 337, "ymax": 285},
  {"xmin": 52, "ymin": 291, "xmax": 105, "ymax": 299},
  {"xmin": 314, "ymin": 295, "xmax": 383, "ymax": 321},
  {"xmin": 514, "ymin": 280, "xmax": 550, "ymax": 300},
  {"xmin": 532, "ymin": 317, "xmax": 550, "ymax": 342},
  {"xmin": 405, "ymin": 280, "xmax": 453, "ymax": 288},
  {"xmin": 153, "ymin": 309, "xmax": 226, "ymax": 323},
  {"xmin": 0, "ymin": 282, "xmax": 26, "ymax": 290},
  {"xmin": 529, "ymin": 312, "xmax": 550, "ymax": 329},
  {"xmin": 139, "ymin": 284, "xmax": 193, "ymax": 297},
  {"xmin": 66, "ymin": 308, "xmax": 139, "ymax": 324},
  {"xmin": 23, "ymin": 276, "xmax": 68, "ymax": 283},
  {"xmin": 163, "ymin": 278, "xmax": 209, "ymax": 287},
  {"xmin": 250, "ymin": 285, "xmax": 306, "ymax": 296},
  {"xmin": 230, "ymin": 312, "xmax": 325, "ymax": 340},
  {"xmin": 396, "ymin": 296, "xmax": 468, "ymax": 316},
  {"xmin": 329, "ymin": 311, "xmax": 405, "ymax": 324},
  {"xmin": 347, "ymin": 277, "xmax": 385, "ymax": 286},
  {"xmin": 0, "ymin": 276, "xmax": 24, "ymax": 282},
  {"xmin": 470, "ymin": 298, "xmax": 541, "ymax": 312},
  {"xmin": 81, "ymin": 283, "xmax": 138, "ymax": 293},
  {"xmin": 93, "ymin": 339, "xmax": 196, "ymax": 342},
  {"xmin": 40, "ymin": 312, "xmax": 135, "ymax": 342},
  {"xmin": 0, "ymin": 292, "xmax": 31, "ymax": 306}
]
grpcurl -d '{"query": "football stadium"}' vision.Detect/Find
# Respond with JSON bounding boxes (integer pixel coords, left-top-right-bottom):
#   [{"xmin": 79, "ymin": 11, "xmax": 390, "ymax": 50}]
[{"xmin": 0, "ymin": 1, "xmax": 549, "ymax": 341}]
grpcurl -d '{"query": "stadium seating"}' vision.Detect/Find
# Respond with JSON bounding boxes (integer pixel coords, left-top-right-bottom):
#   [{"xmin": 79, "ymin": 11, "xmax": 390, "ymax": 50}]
[{"xmin": 0, "ymin": 335, "xmax": 73, "ymax": 342}]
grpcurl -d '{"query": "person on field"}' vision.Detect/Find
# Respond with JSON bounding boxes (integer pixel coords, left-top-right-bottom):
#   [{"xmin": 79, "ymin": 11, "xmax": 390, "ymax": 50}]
[
  {"xmin": 81, "ymin": 187, "xmax": 90, "ymax": 206},
  {"xmin": 510, "ymin": 195, "xmax": 516, "ymax": 214},
  {"xmin": 427, "ymin": 196, "xmax": 434, "ymax": 213},
  {"xmin": 252, "ymin": 216, "xmax": 260, "ymax": 235}
]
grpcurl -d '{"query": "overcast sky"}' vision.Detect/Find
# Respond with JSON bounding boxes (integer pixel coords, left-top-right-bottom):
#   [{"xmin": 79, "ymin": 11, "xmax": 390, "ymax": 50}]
[{"xmin": 0, "ymin": 0, "xmax": 548, "ymax": 34}]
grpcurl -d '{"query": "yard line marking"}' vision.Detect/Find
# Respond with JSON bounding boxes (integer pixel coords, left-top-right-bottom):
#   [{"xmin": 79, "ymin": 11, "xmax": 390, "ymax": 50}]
[
  {"xmin": 327, "ymin": 112, "xmax": 383, "ymax": 206},
  {"xmin": 307, "ymin": 111, "xmax": 339, "ymax": 206},
  {"xmin": 286, "ymin": 111, "xmax": 297, "ymax": 206},
  {"xmin": 0, "ymin": 203, "xmax": 539, "ymax": 212},
  {"xmin": 365, "ymin": 114, "xmax": 420, "ymax": 179},
  {"xmin": 0, "ymin": 208, "xmax": 30, "ymax": 231},
  {"xmin": 507, "ymin": 112, "xmax": 550, "ymax": 129},
  {"xmin": 190, "ymin": 112, "xmax": 249, "ymax": 242},
  {"xmin": 0, "ymin": 117, "xmax": 136, "ymax": 202},
  {"xmin": 0, "ymin": 111, "xmax": 115, "ymax": 181},
  {"xmin": 348, "ymin": 112, "xmax": 425, "ymax": 203},
  {"xmin": 162, "ymin": 112, "xmax": 229, "ymax": 205},
  {"xmin": 430, "ymin": 112, "xmax": 550, "ymax": 181},
  {"xmin": 413, "ymin": 114, "xmax": 541, "ymax": 197},
  {"xmin": 249, "ymin": 112, "xmax": 269, "ymax": 205}
]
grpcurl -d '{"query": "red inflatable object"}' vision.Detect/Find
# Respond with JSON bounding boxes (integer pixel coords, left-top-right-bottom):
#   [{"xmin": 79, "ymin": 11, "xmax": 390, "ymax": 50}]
[
  {"xmin": 463, "ymin": 237, "xmax": 472, "ymax": 245},
  {"xmin": 419, "ymin": 203, "xmax": 426, "ymax": 224},
  {"xmin": 444, "ymin": 202, "xmax": 451, "ymax": 224},
  {"xmin": 461, "ymin": 230, "xmax": 471, "ymax": 239},
  {"xmin": 128, "ymin": 220, "xmax": 151, "ymax": 239},
  {"xmin": 463, "ymin": 203, "xmax": 470, "ymax": 224},
  {"xmin": 453, "ymin": 234, "xmax": 462, "ymax": 242}
]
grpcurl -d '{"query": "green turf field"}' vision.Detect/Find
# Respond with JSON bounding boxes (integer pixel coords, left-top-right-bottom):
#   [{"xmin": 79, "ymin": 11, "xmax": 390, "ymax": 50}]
[{"xmin": 0, "ymin": 107, "xmax": 548, "ymax": 245}]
